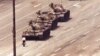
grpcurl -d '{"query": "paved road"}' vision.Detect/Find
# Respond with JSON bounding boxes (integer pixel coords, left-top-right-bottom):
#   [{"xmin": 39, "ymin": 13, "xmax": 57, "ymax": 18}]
[{"xmin": 0, "ymin": 0, "xmax": 100, "ymax": 56}]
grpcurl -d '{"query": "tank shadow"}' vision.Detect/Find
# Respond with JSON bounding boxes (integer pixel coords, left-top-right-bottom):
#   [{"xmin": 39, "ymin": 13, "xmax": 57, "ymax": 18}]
[{"xmin": 26, "ymin": 35, "xmax": 53, "ymax": 41}]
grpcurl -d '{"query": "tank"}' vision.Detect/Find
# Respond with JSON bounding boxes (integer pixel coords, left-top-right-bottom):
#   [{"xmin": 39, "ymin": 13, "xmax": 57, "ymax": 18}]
[
  {"xmin": 36, "ymin": 10, "xmax": 58, "ymax": 30},
  {"xmin": 22, "ymin": 19, "xmax": 51, "ymax": 40},
  {"xmin": 49, "ymin": 3, "xmax": 70, "ymax": 22}
]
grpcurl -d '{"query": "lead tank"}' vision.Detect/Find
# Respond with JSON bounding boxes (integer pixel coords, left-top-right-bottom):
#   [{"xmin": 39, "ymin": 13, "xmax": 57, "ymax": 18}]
[{"xmin": 22, "ymin": 18, "xmax": 51, "ymax": 40}]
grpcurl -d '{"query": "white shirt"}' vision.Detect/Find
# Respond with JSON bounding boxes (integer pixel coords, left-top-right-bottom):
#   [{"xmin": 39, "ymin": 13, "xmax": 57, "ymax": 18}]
[{"xmin": 22, "ymin": 37, "xmax": 26, "ymax": 41}]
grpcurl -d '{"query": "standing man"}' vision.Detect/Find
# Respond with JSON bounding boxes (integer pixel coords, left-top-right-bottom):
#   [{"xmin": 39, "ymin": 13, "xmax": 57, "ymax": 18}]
[{"xmin": 22, "ymin": 37, "xmax": 26, "ymax": 47}]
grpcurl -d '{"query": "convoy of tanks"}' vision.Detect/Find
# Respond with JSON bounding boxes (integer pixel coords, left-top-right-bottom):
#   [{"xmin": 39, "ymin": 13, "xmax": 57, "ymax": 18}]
[{"xmin": 22, "ymin": 3, "xmax": 71, "ymax": 40}]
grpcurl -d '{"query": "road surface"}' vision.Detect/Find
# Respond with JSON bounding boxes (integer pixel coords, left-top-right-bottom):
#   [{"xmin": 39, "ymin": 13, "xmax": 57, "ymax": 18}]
[{"xmin": 0, "ymin": 0, "xmax": 100, "ymax": 56}]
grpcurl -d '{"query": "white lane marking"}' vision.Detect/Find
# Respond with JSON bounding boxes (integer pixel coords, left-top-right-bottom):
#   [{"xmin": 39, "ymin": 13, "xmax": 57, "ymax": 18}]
[
  {"xmin": 95, "ymin": 39, "xmax": 100, "ymax": 42},
  {"xmin": 50, "ymin": 54, "xmax": 56, "ymax": 56},
  {"xmin": 0, "ymin": 23, "xmax": 11, "ymax": 30},
  {"xmin": 64, "ymin": 54, "xmax": 70, "ymax": 56},
  {"xmin": 0, "ymin": 4, "xmax": 4, "ymax": 7},
  {"xmin": 0, "ymin": 3, "xmax": 29, "ymax": 21},
  {"xmin": 34, "ymin": 4, "xmax": 41, "ymax": 8},
  {"xmin": 0, "ymin": 34, "xmax": 11, "ymax": 41},
  {"xmin": 79, "ymin": 54, "xmax": 83, "ymax": 56},
  {"xmin": 7, "ymin": 53, "xmax": 13, "ymax": 56},
  {"xmin": 67, "ymin": 27, "xmax": 74, "ymax": 31},
  {"xmin": 96, "ymin": 25, "xmax": 100, "ymax": 28},
  {"xmin": 92, "ymin": 54, "xmax": 96, "ymax": 56},
  {"xmin": 0, "ymin": 13, "xmax": 11, "ymax": 21},
  {"xmin": 91, "ymin": 18, "xmax": 96, "ymax": 27},
  {"xmin": 73, "ymin": 3, "xmax": 81, "ymax": 8},
  {"xmin": 0, "ymin": 25, "xmax": 27, "ymax": 41},
  {"xmin": 54, "ymin": 48, "xmax": 62, "ymax": 52},
  {"xmin": 94, "ymin": 13, "xmax": 100, "ymax": 16},
  {"xmin": 35, "ymin": 53, "xmax": 42, "ymax": 56},
  {"xmin": 84, "ymin": 31, "xmax": 90, "ymax": 35},
  {"xmin": 23, "ymin": 52, "xmax": 30, "ymax": 56},
  {"xmin": 70, "ymin": 39, "xmax": 76, "ymax": 43},
  {"xmin": 82, "ymin": 46, "xmax": 89, "ymax": 49},
  {"xmin": 79, "ymin": 54, "xmax": 87, "ymax": 56},
  {"xmin": 0, "ymin": 25, "xmax": 28, "ymax": 41},
  {"xmin": 0, "ymin": 51, "xmax": 3, "ymax": 55},
  {"xmin": 16, "ymin": 3, "xmax": 22, "ymax": 8},
  {"xmin": 80, "ymin": 20, "xmax": 88, "ymax": 23}
]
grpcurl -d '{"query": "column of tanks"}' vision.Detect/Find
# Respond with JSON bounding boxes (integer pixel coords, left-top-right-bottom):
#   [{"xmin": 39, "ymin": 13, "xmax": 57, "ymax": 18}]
[{"xmin": 22, "ymin": 3, "xmax": 70, "ymax": 40}]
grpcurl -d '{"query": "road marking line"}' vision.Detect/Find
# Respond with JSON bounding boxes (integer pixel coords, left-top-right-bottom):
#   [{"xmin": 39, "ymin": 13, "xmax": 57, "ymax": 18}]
[
  {"xmin": 91, "ymin": 19, "xmax": 96, "ymax": 27},
  {"xmin": 7, "ymin": 53, "xmax": 13, "ymax": 56},
  {"xmin": 64, "ymin": 54, "xmax": 70, "ymax": 56},
  {"xmin": 34, "ymin": 4, "xmax": 41, "ymax": 8},
  {"xmin": 84, "ymin": 31, "xmax": 90, "ymax": 35},
  {"xmin": 82, "ymin": 46, "xmax": 89, "ymax": 49},
  {"xmin": 67, "ymin": 27, "xmax": 74, "ymax": 31},
  {"xmin": 94, "ymin": 13, "xmax": 100, "ymax": 16},
  {"xmin": 70, "ymin": 39, "xmax": 76, "ymax": 43},
  {"xmin": 23, "ymin": 52, "xmax": 30, "ymax": 56},
  {"xmin": 92, "ymin": 54, "xmax": 96, "ymax": 56},
  {"xmin": 79, "ymin": 54, "xmax": 83, "ymax": 56},
  {"xmin": 0, "ymin": 25, "xmax": 27, "ymax": 41},
  {"xmin": 54, "ymin": 48, "xmax": 62, "ymax": 52},
  {"xmin": 0, "ymin": 4, "xmax": 4, "ymax": 7},
  {"xmin": 0, "ymin": 52, "xmax": 2, "ymax": 55},
  {"xmin": 0, "ymin": 23, "xmax": 11, "ymax": 30},
  {"xmin": 80, "ymin": 20, "xmax": 88, "ymax": 23},
  {"xmin": 50, "ymin": 54, "xmax": 56, "ymax": 56},
  {"xmin": 96, "ymin": 25, "xmax": 100, "ymax": 28},
  {"xmin": 16, "ymin": 3, "xmax": 22, "ymax": 8},
  {"xmin": 0, "ymin": 3, "xmax": 29, "ymax": 21},
  {"xmin": 0, "ymin": 34, "xmax": 11, "ymax": 41},
  {"xmin": 95, "ymin": 39, "xmax": 100, "ymax": 42},
  {"xmin": 35, "ymin": 53, "xmax": 42, "ymax": 56},
  {"xmin": 73, "ymin": 3, "xmax": 81, "ymax": 8}
]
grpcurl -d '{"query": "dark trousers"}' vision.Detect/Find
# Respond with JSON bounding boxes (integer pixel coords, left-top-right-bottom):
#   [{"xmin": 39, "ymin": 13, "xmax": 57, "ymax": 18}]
[{"xmin": 22, "ymin": 40, "xmax": 25, "ymax": 47}]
